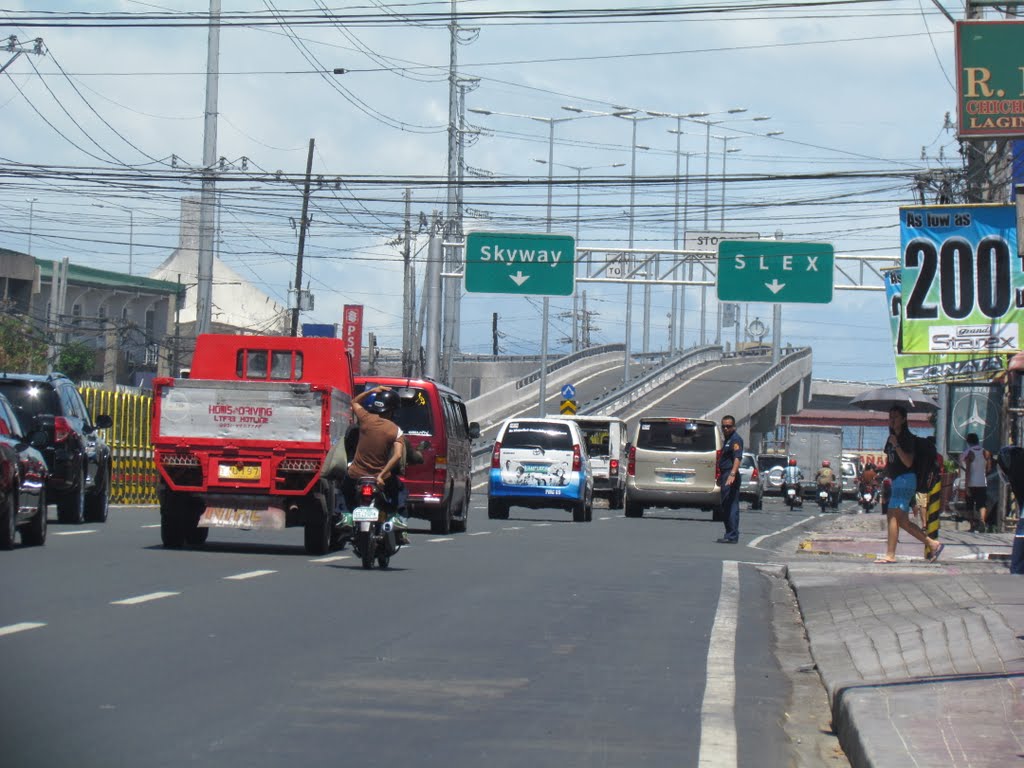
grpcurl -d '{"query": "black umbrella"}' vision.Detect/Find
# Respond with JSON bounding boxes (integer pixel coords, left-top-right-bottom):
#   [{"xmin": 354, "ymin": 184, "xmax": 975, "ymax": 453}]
[{"xmin": 850, "ymin": 387, "xmax": 939, "ymax": 413}]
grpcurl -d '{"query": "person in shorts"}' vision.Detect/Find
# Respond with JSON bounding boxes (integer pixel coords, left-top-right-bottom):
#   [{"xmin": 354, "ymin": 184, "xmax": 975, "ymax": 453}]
[{"xmin": 877, "ymin": 405, "xmax": 944, "ymax": 563}]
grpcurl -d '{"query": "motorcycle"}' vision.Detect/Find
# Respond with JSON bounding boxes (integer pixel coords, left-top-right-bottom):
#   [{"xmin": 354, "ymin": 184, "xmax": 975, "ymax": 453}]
[
  {"xmin": 350, "ymin": 476, "xmax": 403, "ymax": 569},
  {"xmin": 858, "ymin": 483, "xmax": 876, "ymax": 513},
  {"xmin": 817, "ymin": 485, "xmax": 831, "ymax": 513},
  {"xmin": 784, "ymin": 483, "xmax": 802, "ymax": 508}
]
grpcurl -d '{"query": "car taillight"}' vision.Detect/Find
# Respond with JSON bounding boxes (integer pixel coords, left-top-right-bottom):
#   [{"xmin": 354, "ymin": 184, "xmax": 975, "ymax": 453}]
[
  {"xmin": 609, "ymin": 458, "xmax": 619, "ymax": 477},
  {"xmin": 434, "ymin": 455, "xmax": 448, "ymax": 484},
  {"xmin": 715, "ymin": 449, "xmax": 722, "ymax": 481},
  {"xmin": 751, "ymin": 467, "xmax": 759, "ymax": 480},
  {"xmin": 627, "ymin": 445, "xmax": 636, "ymax": 476},
  {"xmin": 491, "ymin": 442, "xmax": 501, "ymax": 469},
  {"xmin": 54, "ymin": 416, "xmax": 73, "ymax": 443},
  {"xmin": 572, "ymin": 445, "xmax": 581, "ymax": 472}
]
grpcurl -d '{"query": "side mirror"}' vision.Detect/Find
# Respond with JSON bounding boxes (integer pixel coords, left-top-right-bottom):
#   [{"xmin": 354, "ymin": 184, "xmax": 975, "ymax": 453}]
[
  {"xmin": 95, "ymin": 414, "xmax": 113, "ymax": 429},
  {"xmin": 468, "ymin": 422, "xmax": 481, "ymax": 440}
]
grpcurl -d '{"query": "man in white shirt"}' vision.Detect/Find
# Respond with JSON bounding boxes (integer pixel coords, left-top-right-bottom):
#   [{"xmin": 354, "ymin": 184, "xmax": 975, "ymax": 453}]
[{"xmin": 959, "ymin": 432, "xmax": 988, "ymax": 533}]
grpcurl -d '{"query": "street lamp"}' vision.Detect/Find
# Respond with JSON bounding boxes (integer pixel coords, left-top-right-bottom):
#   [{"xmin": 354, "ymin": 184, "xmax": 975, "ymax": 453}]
[
  {"xmin": 534, "ymin": 159, "xmax": 625, "ymax": 350},
  {"xmin": 93, "ymin": 202, "xmax": 135, "ymax": 275},
  {"xmin": 469, "ymin": 106, "xmax": 609, "ymax": 415}
]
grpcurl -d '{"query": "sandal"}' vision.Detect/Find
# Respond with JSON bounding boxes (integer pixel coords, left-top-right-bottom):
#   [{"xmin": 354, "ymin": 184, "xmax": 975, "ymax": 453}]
[
  {"xmin": 874, "ymin": 556, "xmax": 897, "ymax": 564},
  {"xmin": 928, "ymin": 543, "xmax": 945, "ymax": 562}
]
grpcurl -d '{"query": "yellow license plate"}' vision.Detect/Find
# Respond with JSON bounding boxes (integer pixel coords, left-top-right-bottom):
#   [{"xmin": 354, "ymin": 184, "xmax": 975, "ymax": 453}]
[{"xmin": 218, "ymin": 464, "xmax": 261, "ymax": 481}]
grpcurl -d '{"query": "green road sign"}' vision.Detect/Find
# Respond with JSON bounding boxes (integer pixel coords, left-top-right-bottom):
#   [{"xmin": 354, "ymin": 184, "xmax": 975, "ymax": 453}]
[
  {"xmin": 717, "ymin": 241, "xmax": 834, "ymax": 304},
  {"xmin": 464, "ymin": 231, "xmax": 575, "ymax": 296}
]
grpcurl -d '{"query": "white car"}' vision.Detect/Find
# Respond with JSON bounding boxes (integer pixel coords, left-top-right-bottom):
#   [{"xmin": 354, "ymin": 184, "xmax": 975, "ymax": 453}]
[{"xmin": 488, "ymin": 417, "xmax": 594, "ymax": 522}]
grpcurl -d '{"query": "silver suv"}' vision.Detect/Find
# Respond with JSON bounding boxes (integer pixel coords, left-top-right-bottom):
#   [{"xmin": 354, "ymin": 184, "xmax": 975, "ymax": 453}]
[
  {"xmin": 738, "ymin": 453, "xmax": 764, "ymax": 510},
  {"xmin": 624, "ymin": 417, "xmax": 723, "ymax": 519}
]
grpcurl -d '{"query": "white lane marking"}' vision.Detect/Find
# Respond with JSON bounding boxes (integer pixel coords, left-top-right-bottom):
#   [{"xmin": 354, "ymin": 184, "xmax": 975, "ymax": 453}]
[
  {"xmin": 224, "ymin": 570, "xmax": 277, "ymax": 581},
  {"xmin": 599, "ymin": 516, "xmax": 611, "ymax": 521},
  {"xmin": 111, "ymin": 591, "xmax": 180, "ymax": 605},
  {"xmin": 0, "ymin": 622, "xmax": 47, "ymax": 637},
  {"xmin": 502, "ymin": 526, "xmax": 522, "ymax": 531},
  {"xmin": 468, "ymin": 531, "xmax": 491, "ymax": 536},
  {"xmin": 746, "ymin": 514, "xmax": 817, "ymax": 550},
  {"xmin": 533, "ymin": 523, "xmax": 552, "ymax": 527},
  {"xmin": 140, "ymin": 524, "xmax": 161, "ymax": 529},
  {"xmin": 698, "ymin": 560, "xmax": 739, "ymax": 768},
  {"xmin": 53, "ymin": 529, "xmax": 97, "ymax": 536},
  {"xmin": 309, "ymin": 555, "xmax": 350, "ymax": 563},
  {"xmin": 427, "ymin": 537, "xmax": 454, "ymax": 543}
]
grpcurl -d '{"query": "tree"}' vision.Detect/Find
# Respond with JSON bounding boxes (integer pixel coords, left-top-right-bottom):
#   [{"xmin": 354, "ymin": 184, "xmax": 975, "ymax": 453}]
[
  {"xmin": 56, "ymin": 341, "xmax": 96, "ymax": 382},
  {"xmin": 0, "ymin": 312, "xmax": 47, "ymax": 373}
]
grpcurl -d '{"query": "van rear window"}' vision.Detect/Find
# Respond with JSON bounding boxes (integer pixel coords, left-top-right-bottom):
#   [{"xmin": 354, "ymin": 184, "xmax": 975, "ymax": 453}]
[
  {"xmin": 503, "ymin": 423, "xmax": 573, "ymax": 451},
  {"xmin": 358, "ymin": 383, "xmax": 433, "ymax": 435},
  {"xmin": 637, "ymin": 421, "xmax": 716, "ymax": 451},
  {"xmin": 579, "ymin": 426, "xmax": 610, "ymax": 457}
]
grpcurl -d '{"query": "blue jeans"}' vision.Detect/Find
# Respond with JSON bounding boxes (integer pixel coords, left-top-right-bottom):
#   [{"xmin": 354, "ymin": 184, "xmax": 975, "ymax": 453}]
[
  {"xmin": 1012, "ymin": 515, "xmax": 1024, "ymax": 575},
  {"xmin": 720, "ymin": 480, "xmax": 740, "ymax": 541}
]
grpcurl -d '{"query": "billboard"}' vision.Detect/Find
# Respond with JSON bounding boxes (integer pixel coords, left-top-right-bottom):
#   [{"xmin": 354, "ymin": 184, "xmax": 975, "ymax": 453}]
[
  {"xmin": 341, "ymin": 305, "xmax": 363, "ymax": 373},
  {"xmin": 899, "ymin": 204, "xmax": 1020, "ymax": 355},
  {"xmin": 956, "ymin": 20, "xmax": 1024, "ymax": 139},
  {"xmin": 883, "ymin": 268, "xmax": 1005, "ymax": 384}
]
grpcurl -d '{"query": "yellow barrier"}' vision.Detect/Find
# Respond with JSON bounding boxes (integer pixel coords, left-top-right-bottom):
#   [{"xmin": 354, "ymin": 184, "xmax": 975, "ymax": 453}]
[{"xmin": 79, "ymin": 385, "xmax": 158, "ymax": 505}]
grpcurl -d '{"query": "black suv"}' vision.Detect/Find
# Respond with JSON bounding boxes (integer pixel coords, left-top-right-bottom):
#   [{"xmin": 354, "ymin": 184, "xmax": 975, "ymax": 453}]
[{"xmin": 0, "ymin": 373, "xmax": 113, "ymax": 524}]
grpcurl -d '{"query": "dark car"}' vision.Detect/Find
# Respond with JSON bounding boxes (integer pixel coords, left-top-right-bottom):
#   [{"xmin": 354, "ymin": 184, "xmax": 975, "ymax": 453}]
[
  {"xmin": 0, "ymin": 373, "xmax": 113, "ymax": 525},
  {"xmin": 0, "ymin": 392, "xmax": 49, "ymax": 548}
]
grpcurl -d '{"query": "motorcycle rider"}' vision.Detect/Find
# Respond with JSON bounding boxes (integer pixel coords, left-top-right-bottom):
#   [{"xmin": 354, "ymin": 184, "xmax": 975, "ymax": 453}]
[
  {"xmin": 816, "ymin": 460, "xmax": 838, "ymax": 507},
  {"xmin": 782, "ymin": 458, "xmax": 803, "ymax": 505},
  {"xmin": 858, "ymin": 462, "xmax": 878, "ymax": 511},
  {"xmin": 342, "ymin": 385, "xmax": 409, "ymax": 544}
]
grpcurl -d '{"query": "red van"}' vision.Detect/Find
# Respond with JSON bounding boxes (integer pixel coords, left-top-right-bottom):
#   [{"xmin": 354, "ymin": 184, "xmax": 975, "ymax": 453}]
[{"xmin": 354, "ymin": 376, "xmax": 480, "ymax": 534}]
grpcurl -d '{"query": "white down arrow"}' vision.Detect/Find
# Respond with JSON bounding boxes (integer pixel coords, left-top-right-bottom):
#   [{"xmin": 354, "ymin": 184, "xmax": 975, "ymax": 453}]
[
  {"xmin": 765, "ymin": 279, "xmax": 785, "ymax": 294},
  {"xmin": 510, "ymin": 271, "xmax": 530, "ymax": 286}
]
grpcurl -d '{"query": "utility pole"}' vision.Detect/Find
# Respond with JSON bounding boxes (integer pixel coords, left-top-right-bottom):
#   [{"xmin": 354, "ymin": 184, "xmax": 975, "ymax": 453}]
[
  {"xmin": 425, "ymin": 212, "xmax": 443, "ymax": 380},
  {"xmin": 492, "ymin": 312, "xmax": 499, "ymax": 356},
  {"xmin": 290, "ymin": 138, "xmax": 315, "ymax": 337},
  {"xmin": 195, "ymin": 0, "xmax": 221, "ymax": 337},
  {"xmin": 402, "ymin": 188, "xmax": 414, "ymax": 377}
]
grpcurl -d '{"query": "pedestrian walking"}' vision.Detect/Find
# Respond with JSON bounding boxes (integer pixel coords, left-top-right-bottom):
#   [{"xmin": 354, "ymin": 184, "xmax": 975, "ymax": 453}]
[
  {"xmin": 983, "ymin": 448, "xmax": 1000, "ymax": 534},
  {"xmin": 876, "ymin": 405, "xmax": 944, "ymax": 563},
  {"xmin": 716, "ymin": 415, "xmax": 743, "ymax": 544},
  {"xmin": 959, "ymin": 432, "xmax": 988, "ymax": 532}
]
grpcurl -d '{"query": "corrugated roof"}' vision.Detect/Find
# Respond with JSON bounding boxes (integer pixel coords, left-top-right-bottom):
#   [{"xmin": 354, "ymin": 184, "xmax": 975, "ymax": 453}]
[{"xmin": 30, "ymin": 256, "xmax": 184, "ymax": 295}]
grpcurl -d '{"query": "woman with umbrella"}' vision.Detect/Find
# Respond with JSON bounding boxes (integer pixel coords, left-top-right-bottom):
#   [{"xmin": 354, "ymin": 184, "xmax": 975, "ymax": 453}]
[{"xmin": 876, "ymin": 404, "xmax": 945, "ymax": 563}]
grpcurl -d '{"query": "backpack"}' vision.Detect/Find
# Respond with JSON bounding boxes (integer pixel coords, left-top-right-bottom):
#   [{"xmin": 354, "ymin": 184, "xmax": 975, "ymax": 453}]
[{"xmin": 912, "ymin": 435, "xmax": 938, "ymax": 493}]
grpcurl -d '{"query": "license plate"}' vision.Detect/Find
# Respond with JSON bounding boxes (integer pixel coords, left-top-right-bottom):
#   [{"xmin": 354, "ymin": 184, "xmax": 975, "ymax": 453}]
[
  {"xmin": 218, "ymin": 463, "xmax": 261, "ymax": 480},
  {"xmin": 657, "ymin": 471, "xmax": 693, "ymax": 484},
  {"xmin": 352, "ymin": 506, "xmax": 380, "ymax": 522}
]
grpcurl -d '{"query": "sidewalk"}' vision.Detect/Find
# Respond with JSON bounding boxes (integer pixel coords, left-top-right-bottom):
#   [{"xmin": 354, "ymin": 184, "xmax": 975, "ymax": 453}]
[{"xmin": 785, "ymin": 514, "xmax": 1024, "ymax": 768}]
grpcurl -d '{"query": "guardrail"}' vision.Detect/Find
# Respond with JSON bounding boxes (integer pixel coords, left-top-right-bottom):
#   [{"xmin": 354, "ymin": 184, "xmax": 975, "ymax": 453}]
[
  {"xmin": 748, "ymin": 346, "xmax": 811, "ymax": 394},
  {"xmin": 513, "ymin": 343, "xmax": 625, "ymax": 389}
]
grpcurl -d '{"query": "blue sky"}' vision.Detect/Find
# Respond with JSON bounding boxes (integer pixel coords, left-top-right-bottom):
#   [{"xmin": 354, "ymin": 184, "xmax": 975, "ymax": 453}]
[{"xmin": 0, "ymin": 1, "xmax": 972, "ymax": 382}]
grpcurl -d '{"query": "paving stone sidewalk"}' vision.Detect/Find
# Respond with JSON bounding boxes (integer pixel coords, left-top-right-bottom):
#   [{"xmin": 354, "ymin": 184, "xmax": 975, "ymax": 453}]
[{"xmin": 786, "ymin": 559, "xmax": 1024, "ymax": 768}]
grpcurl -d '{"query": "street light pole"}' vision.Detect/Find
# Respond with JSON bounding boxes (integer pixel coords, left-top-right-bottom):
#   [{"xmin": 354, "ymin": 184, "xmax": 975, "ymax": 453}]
[
  {"xmin": 92, "ymin": 202, "xmax": 135, "ymax": 275},
  {"xmin": 27, "ymin": 197, "xmax": 37, "ymax": 255}
]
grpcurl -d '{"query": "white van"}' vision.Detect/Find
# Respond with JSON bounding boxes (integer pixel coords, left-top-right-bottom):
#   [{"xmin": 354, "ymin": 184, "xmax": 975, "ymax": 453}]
[{"xmin": 560, "ymin": 415, "xmax": 628, "ymax": 509}]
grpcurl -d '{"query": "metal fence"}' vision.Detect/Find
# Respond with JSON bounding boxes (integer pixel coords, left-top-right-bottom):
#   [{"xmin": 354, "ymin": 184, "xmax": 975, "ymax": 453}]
[{"xmin": 79, "ymin": 385, "xmax": 158, "ymax": 505}]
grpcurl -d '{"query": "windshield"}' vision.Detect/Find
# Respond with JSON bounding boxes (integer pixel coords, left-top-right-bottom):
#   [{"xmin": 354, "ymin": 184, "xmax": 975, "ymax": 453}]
[
  {"xmin": 358, "ymin": 383, "xmax": 433, "ymax": 435},
  {"xmin": 637, "ymin": 420, "xmax": 716, "ymax": 451}
]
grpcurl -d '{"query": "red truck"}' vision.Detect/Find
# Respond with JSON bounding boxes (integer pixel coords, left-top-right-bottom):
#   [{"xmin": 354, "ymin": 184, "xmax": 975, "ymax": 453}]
[{"xmin": 151, "ymin": 334, "xmax": 354, "ymax": 554}]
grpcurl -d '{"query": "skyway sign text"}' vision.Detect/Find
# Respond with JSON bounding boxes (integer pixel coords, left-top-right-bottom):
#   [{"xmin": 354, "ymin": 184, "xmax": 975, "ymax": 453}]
[
  {"xmin": 717, "ymin": 241, "xmax": 834, "ymax": 304},
  {"xmin": 465, "ymin": 232, "xmax": 575, "ymax": 296}
]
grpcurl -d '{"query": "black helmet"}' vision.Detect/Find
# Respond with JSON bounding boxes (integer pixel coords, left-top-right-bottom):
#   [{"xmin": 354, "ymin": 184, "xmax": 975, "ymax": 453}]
[{"xmin": 367, "ymin": 390, "xmax": 400, "ymax": 415}]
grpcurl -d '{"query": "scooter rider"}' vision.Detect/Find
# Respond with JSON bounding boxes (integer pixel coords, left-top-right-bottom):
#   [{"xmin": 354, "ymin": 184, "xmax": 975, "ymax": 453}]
[
  {"xmin": 816, "ymin": 460, "xmax": 838, "ymax": 506},
  {"xmin": 343, "ymin": 385, "xmax": 409, "ymax": 543},
  {"xmin": 782, "ymin": 458, "xmax": 803, "ymax": 503}
]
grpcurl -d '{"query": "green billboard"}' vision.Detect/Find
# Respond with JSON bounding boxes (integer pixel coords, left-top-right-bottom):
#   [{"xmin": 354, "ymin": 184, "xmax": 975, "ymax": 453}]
[{"xmin": 956, "ymin": 20, "xmax": 1024, "ymax": 138}]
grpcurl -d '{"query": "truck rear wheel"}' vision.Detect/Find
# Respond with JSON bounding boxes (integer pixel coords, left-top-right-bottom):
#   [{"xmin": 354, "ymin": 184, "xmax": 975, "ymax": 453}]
[{"xmin": 304, "ymin": 513, "xmax": 331, "ymax": 555}]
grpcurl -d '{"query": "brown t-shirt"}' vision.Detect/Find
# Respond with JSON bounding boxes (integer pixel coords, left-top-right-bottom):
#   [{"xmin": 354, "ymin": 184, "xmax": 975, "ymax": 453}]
[{"xmin": 347, "ymin": 403, "xmax": 401, "ymax": 479}]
